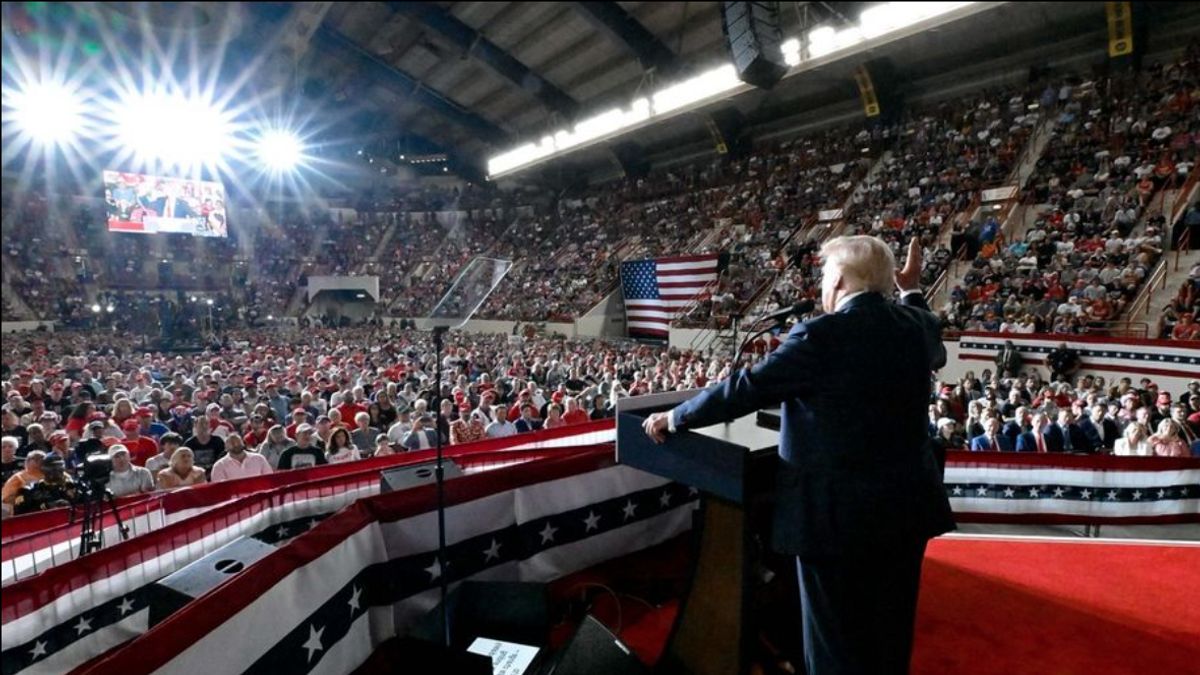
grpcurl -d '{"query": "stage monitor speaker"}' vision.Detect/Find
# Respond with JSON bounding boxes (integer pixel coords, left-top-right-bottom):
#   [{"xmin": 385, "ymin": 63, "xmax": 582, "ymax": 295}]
[
  {"xmin": 544, "ymin": 614, "xmax": 648, "ymax": 675},
  {"xmin": 380, "ymin": 458, "xmax": 463, "ymax": 492},
  {"xmin": 721, "ymin": 1, "xmax": 787, "ymax": 90},
  {"xmin": 410, "ymin": 581, "xmax": 550, "ymax": 650}
]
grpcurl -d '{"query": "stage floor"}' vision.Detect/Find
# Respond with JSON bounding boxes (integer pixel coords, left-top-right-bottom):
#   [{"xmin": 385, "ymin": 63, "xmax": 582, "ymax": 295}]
[{"xmin": 913, "ymin": 534, "xmax": 1200, "ymax": 675}]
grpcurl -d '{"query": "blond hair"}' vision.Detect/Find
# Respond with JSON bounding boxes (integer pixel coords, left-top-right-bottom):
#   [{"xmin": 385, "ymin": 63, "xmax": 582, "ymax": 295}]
[{"xmin": 820, "ymin": 235, "xmax": 896, "ymax": 294}]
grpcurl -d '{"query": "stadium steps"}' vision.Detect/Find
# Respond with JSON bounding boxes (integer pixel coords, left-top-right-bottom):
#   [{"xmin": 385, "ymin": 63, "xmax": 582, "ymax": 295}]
[
  {"xmin": 0, "ymin": 253, "xmax": 38, "ymax": 320},
  {"xmin": 1126, "ymin": 248, "xmax": 1200, "ymax": 337},
  {"xmin": 368, "ymin": 220, "xmax": 401, "ymax": 262}
]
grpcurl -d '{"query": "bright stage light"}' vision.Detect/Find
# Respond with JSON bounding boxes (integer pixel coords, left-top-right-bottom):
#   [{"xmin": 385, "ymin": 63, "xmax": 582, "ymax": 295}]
[
  {"xmin": 114, "ymin": 91, "xmax": 234, "ymax": 167},
  {"xmin": 5, "ymin": 81, "xmax": 85, "ymax": 145},
  {"xmin": 256, "ymin": 130, "xmax": 304, "ymax": 171}
]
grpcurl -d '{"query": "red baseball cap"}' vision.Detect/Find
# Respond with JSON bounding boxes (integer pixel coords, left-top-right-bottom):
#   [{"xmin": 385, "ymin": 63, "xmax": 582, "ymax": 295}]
[
  {"xmin": 122, "ymin": 419, "xmax": 140, "ymax": 432},
  {"xmin": 136, "ymin": 407, "xmax": 155, "ymax": 418}
]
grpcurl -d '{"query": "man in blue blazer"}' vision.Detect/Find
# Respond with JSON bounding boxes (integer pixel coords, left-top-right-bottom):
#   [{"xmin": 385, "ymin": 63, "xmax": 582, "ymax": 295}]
[
  {"xmin": 970, "ymin": 417, "xmax": 1014, "ymax": 451},
  {"xmin": 1043, "ymin": 410, "xmax": 1092, "ymax": 453},
  {"xmin": 1077, "ymin": 405, "xmax": 1120, "ymax": 452},
  {"xmin": 644, "ymin": 237, "xmax": 954, "ymax": 674}
]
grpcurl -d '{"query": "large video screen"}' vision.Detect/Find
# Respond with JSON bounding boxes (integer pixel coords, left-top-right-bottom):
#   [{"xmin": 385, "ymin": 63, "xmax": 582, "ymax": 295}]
[{"xmin": 103, "ymin": 170, "xmax": 228, "ymax": 237}]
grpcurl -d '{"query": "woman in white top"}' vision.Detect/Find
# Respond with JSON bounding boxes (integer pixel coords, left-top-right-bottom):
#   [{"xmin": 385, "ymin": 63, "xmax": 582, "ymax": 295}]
[
  {"xmin": 1113, "ymin": 422, "xmax": 1151, "ymax": 457},
  {"xmin": 326, "ymin": 428, "xmax": 361, "ymax": 463}
]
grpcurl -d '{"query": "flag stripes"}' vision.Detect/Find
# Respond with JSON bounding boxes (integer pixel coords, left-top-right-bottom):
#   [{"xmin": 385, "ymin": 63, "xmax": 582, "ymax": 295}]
[{"xmin": 621, "ymin": 255, "xmax": 720, "ymax": 338}]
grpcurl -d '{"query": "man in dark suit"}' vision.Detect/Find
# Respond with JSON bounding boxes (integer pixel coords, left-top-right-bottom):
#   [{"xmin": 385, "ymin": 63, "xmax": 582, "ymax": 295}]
[
  {"xmin": 644, "ymin": 237, "xmax": 953, "ymax": 674},
  {"xmin": 970, "ymin": 417, "xmax": 1014, "ymax": 451},
  {"xmin": 1043, "ymin": 410, "xmax": 1091, "ymax": 453},
  {"xmin": 1077, "ymin": 404, "xmax": 1119, "ymax": 452}
]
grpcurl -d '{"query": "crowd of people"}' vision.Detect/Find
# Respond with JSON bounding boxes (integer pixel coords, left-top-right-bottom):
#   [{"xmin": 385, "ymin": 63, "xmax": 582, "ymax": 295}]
[
  {"xmin": 929, "ymin": 367, "xmax": 1200, "ymax": 458},
  {"xmin": 3, "ymin": 320, "xmax": 1198, "ymax": 517}
]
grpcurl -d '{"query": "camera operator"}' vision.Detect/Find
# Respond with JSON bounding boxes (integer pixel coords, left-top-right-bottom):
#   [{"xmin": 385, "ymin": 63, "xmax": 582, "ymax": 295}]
[
  {"xmin": 13, "ymin": 454, "xmax": 78, "ymax": 515},
  {"xmin": 107, "ymin": 445, "xmax": 156, "ymax": 497}
]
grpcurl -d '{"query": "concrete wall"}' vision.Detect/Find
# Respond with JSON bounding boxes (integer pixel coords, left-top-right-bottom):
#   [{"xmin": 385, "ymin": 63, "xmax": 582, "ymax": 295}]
[{"xmin": 1, "ymin": 321, "xmax": 55, "ymax": 333}]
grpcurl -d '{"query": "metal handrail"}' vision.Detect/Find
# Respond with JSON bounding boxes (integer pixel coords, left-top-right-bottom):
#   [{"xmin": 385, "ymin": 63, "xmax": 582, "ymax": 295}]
[
  {"xmin": 1125, "ymin": 259, "xmax": 1168, "ymax": 325},
  {"xmin": 1085, "ymin": 320, "xmax": 1150, "ymax": 339}
]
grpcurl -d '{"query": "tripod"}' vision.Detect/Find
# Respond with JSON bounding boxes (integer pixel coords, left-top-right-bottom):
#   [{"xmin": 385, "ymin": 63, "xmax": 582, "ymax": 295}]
[{"xmin": 70, "ymin": 485, "xmax": 131, "ymax": 555}]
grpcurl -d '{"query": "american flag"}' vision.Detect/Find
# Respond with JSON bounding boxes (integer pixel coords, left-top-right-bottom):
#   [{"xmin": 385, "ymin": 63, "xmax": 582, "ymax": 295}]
[{"xmin": 621, "ymin": 254, "xmax": 720, "ymax": 338}]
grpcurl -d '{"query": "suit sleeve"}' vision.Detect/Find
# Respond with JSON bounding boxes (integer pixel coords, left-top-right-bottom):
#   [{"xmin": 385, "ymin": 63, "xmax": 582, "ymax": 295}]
[
  {"xmin": 900, "ymin": 291, "xmax": 947, "ymax": 370},
  {"xmin": 671, "ymin": 321, "xmax": 822, "ymax": 431}
]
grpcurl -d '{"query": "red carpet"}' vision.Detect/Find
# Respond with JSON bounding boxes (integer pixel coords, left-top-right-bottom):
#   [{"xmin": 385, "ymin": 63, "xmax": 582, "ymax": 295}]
[{"xmin": 913, "ymin": 536, "xmax": 1200, "ymax": 675}]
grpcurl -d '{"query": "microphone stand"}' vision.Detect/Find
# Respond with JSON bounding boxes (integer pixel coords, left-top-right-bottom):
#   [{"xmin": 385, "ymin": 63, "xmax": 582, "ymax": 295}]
[{"xmin": 431, "ymin": 324, "xmax": 451, "ymax": 647}]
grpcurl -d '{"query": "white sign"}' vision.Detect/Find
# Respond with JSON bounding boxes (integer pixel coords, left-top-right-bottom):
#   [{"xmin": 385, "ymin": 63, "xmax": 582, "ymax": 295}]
[
  {"xmin": 981, "ymin": 186, "xmax": 1018, "ymax": 203},
  {"xmin": 818, "ymin": 209, "xmax": 844, "ymax": 222},
  {"xmin": 467, "ymin": 637, "xmax": 541, "ymax": 675}
]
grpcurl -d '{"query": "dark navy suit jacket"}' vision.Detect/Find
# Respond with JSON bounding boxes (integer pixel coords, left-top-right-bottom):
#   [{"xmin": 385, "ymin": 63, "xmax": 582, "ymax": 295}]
[
  {"xmin": 969, "ymin": 434, "xmax": 1013, "ymax": 452},
  {"xmin": 1077, "ymin": 417, "xmax": 1120, "ymax": 451},
  {"xmin": 1043, "ymin": 423, "xmax": 1091, "ymax": 453},
  {"xmin": 671, "ymin": 292, "xmax": 955, "ymax": 557},
  {"xmin": 1014, "ymin": 431, "xmax": 1039, "ymax": 452}
]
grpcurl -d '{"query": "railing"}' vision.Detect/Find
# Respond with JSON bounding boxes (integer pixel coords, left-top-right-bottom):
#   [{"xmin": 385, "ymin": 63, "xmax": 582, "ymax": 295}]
[
  {"xmin": 1124, "ymin": 258, "xmax": 1169, "ymax": 326},
  {"xmin": 1083, "ymin": 320, "xmax": 1150, "ymax": 339}
]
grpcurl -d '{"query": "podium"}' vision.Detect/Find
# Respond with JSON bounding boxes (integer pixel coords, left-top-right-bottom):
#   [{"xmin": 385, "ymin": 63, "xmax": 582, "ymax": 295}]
[{"xmin": 617, "ymin": 391, "xmax": 779, "ymax": 675}]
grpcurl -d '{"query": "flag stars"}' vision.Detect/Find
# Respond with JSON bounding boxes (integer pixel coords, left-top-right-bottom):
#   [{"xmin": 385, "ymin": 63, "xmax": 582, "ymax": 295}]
[
  {"xmin": 1003, "ymin": 487, "xmax": 1015, "ymax": 498},
  {"xmin": 73, "ymin": 615, "xmax": 93, "ymax": 636},
  {"xmin": 1157, "ymin": 489, "xmax": 1167, "ymax": 499},
  {"xmin": 425, "ymin": 558, "xmax": 442, "ymax": 580},
  {"xmin": 301, "ymin": 624, "xmax": 325, "ymax": 663},
  {"xmin": 583, "ymin": 511, "xmax": 601, "ymax": 533},
  {"xmin": 117, "ymin": 596, "xmax": 135, "ymax": 616},
  {"xmin": 976, "ymin": 486, "xmax": 989, "ymax": 497},
  {"xmin": 483, "ymin": 538, "xmax": 503, "ymax": 562},
  {"xmin": 951, "ymin": 486, "xmax": 963, "ymax": 496},
  {"xmin": 659, "ymin": 490, "xmax": 672, "ymax": 507},
  {"xmin": 29, "ymin": 640, "xmax": 48, "ymax": 661},
  {"xmin": 1027, "ymin": 487, "xmax": 1040, "ymax": 498},
  {"xmin": 1106, "ymin": 490, "xmax": 1119, "ymax": 501},
  {"xmin": 348, "ymin": 585, "xmax": 362, "ymax": 615},
  {"xmin": 275, "ymin": 525, "xmax": 290, "ymax": 539},
  {"xmin": 1053, "ymin": 487, "xmax": 1066, "ymax": 498},
  {"xmin": 1080, "ymin": 489, "xmax": 1092, "ymax": 500},
  {"xmin": 622, "ymin": 499, "xmax": 638, "ymax": 520},
  {"xmin": 538, "ymin": 522, "xmax": 558, "ymax": 545},
  {"xmin": 1132, "ymin": 490, "xmax": 1143, "ymax": 501}
]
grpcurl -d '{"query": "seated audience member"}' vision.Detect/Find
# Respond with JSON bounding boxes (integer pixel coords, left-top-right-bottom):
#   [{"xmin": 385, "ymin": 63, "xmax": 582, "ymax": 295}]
[
  {"xmin": 1148, "ymin": 419, "xmax": 1189, "ymax": 458},
  {"xmin": 485, "ymin": 406, "xmax": 518, "ymax": 438},
  {"xmin": 449, "ymin": 404, "xmax": 486, "ymax": 445},
  {"xmin": 156, "ymin": 447, "xmax": 208, "ymax": 489},
  {"xmin": 514, "ymin": 404, "xmax": 542, "ymax": 433},
  {"xmin": 1, "ymin": 437, "xmax": 20, "ymax": 483},
  {"xmin": 970, "ymin": 417, "xmax": 1013, "ymax": 451},
  {"xmin": 350, "ymin": 412, "xmax": 378, "ymax": 453},
  {"xmin": 107, "ymin": 445, "xmax": 156, "ymax": 497},
  {"xmin": 326, "ymin": 428, "xmax": 362, "ymax": 463},
  {"xmin": 561, "ymin": 397, "xmax": 590, "ymax": 425},
  {"xmin": 542, "ymin": 405, "xmax": 567, "ymax": 429},
  {"xmin": 373, "ymin": 434, "xmax": 395, "ymax": 457},
  {"xmin": 211, "ymin": 434, "xmax": 273, "ymax": 480},
  {"xmin": 403, "ymin": 414, "xmax": 439, "ymax": 450},
  {"xmin": 1044, "ymin": 410, "xmax": 1091, "ymax": 453},
  {"xmin": 257, "ymin": 425, "xmax": 292, "ymax": 469},
  {"xmin": 121, "ymin": 419, "xmax": 159, "ymax": 466},
  {"xmin": 184, "ymin": 416, "xmax": 226, "ymax": 476},
  {"xmin": 2, "ymin": 450, "xmax": 44, "ymax": 515},
  {"xmin": 1077, "ymin": 404, "xmax": 1119, "ymax": 453},
  {"xmin": 278, "ymin": 425, "xmax": 328, "ymax": 470},
  {"xmin": 146, "ymin": 432, "xmax": 183, "ymax": 475},
  {"xmin": 1113, "ymin": 423, "xmax": 1151, "ymax": 457}
]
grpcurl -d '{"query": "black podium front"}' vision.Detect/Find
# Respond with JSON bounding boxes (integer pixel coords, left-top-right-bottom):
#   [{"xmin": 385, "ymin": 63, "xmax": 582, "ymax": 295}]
[{"xmin": 616, "ymin": 391, "xmax": 779, "ymax": 675}]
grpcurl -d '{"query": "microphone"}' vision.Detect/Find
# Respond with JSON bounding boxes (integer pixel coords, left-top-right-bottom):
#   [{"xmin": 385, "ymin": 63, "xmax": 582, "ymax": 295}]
[{"xmin": 756, "ymin": 299, "xmax": 816, "ymax": 326}]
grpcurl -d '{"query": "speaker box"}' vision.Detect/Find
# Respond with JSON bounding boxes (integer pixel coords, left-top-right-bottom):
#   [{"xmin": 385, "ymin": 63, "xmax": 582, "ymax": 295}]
[
  {"xmin": 380, "ymin": 458, "xmax": 463, "ymax": 492},
  {"xmin": 721, "ymin": 1, "xmax": 787, "ymax": 90},
  {"xmin": 544, "ymin": 615, "xmax": 648, "ymax": 675},
  {"xmin": 409, "ymin": 581, "xmax": 550, "ymax": 650}
]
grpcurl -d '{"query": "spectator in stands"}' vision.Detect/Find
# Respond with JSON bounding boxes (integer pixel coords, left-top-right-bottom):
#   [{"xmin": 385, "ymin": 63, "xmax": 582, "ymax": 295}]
[
  {"xmin": 485, "ymin": 406, "xmax": 518, "ymax": 438},
  {"xmin": 107, "ymin": 446, "xmax": 156, "ymax": 497},
  {"xmin": 1114, "ymin": 422, "xmax": 1151, "ymax": 457},
  {"xmin": 562, "ymin": 397, "xmax": 590, "ymax": 425},
  {"xmin": 257, "ymin": 425, "xmax": 291, "ymax": 469},
  {"xmin": 146, "ymin": 432, "xmax": 183, "ymax": 476},
  {"xmin": 1, "ymin": 437, "xmax": 21, "ymax": 482},
  {"xmin": 1149, "ymin": 419, "xmax": 1189, "ymax": 458},
  {"xmin": 121, "ymin": 419, "xmax": 159, "ymax": 466},
  {"xmin": 326, "ymin": 428, "xmax": 361, "ymax": 463},
  {"xmin": 970, "ymin": 416, "xmax": 1013, "ymax": 451},
  {"xmin": 184, "ymin": 416, "xmax": 226, "ymax": 476},
  {"xmin": 514, "ymin": 404, "xmax": 542, "ymax": 433},
  {"xmin": 449, "ymin": 403, "xmax": 486, "ymax": 445},
  {"xmin": 212, "ymin": 434, "xmax": 273, "ymax": 480},
  {"xmin": 350, "ymin": 412, "xmax": 378, "ymax": 453},
  {"xmin": 373, "ymin": 434, "xmax": 395, "ymax": 457},
  {"xmin": 402, "ymin": 414, "xmax": 438, "ymax": 450},
  {"xmin": 2, "ymin": 450, "xmax": 44, "ymax": 516},
  {"xmin": 1045, "ymin": 409, "xmax": 1089, "ymax": 453},
  {"xmin": 542, "ymin": 405, "xmax": 566, "ymax": 430},
  {"xmin": 156, "ymin": 447, "xmax": 207, "ymax": 489},
  {"xmin": 1078, "ymin": 404, "xmax": 1120, "ymax": 452},
  {"xmin": 278, "ymin": 425, "xmax": 327, "ymax": 470},
  {"xmin": 2, "ymin": 409, "xmax": 27, "ymax": 449}
]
